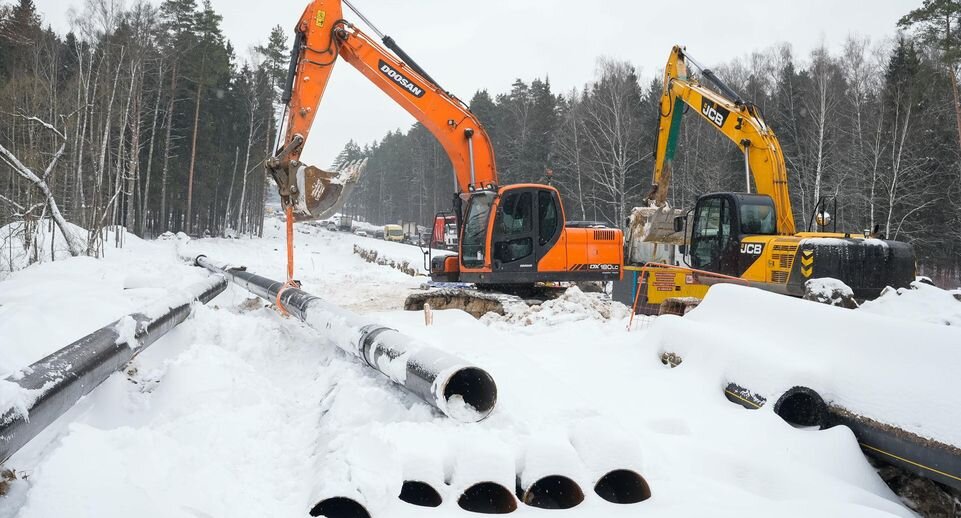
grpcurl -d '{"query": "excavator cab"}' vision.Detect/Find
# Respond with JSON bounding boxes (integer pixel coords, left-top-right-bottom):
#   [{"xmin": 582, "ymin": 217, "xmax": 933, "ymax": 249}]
[
  {"xmin": 686, "ymin": 193, "xmax": 776, "ymax": 277},
  {"xmin": 432, "ymin": 185, "xmax": 623, "ymax": 285}
]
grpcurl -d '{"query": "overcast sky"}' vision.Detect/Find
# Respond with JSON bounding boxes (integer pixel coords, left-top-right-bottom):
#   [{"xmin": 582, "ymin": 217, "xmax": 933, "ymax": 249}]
[{"xmin": 34, "ymin": 0, "xmax": 918, "ymax": 166}]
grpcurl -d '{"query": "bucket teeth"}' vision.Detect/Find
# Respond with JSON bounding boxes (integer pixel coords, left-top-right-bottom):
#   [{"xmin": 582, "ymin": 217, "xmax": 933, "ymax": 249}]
[{"xmin": 292, "ymin": 158, "xmax": 367, "ymax": 221}]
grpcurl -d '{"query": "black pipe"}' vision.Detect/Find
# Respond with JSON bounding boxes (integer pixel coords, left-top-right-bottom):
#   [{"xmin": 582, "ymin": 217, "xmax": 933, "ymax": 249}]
[
  {"xmin": 0, "ymin": 274, "xmax": 227, "ymax": 464},
  {"xmin": 190, "ymin": 255, "xmax": 497, "ymax": 422},
  {"xmin": 724, "ymin": 384, "xmax": 961, "ymax": 491}
]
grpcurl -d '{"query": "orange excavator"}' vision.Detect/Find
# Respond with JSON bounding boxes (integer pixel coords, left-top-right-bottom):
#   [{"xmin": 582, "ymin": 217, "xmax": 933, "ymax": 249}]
[{"xmin": 268, "ymin": 0, "xmax": 623, "ymax": 290}]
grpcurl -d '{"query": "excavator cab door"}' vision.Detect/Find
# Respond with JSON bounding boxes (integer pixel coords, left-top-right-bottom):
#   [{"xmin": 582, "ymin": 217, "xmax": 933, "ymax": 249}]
[
  {"xmin": 689, "ymin": 194, "xmax": 739, "ymax": 277},
  {"xmin": 490, "ymin": 186, "xmax": 563, "ymax": 275}
]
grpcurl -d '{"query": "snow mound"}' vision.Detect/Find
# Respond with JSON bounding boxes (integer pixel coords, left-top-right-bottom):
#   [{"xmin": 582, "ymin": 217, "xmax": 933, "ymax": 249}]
[
  {"xmin": 803, "ymin": 277, "xmax": 858, "ymax": 308},
  {"xmin": 483, "ymin": 286, "xmax": 629, "ymax": 326},
  {"xmin": 859, "ymin": 281, "xmax": 961, "ymax": 326}
]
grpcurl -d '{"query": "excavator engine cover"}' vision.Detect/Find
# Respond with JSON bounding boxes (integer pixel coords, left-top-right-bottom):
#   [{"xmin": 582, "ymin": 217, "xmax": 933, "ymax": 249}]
[{"xmin": 788, "ymin": 238, "xmax": 915, "ymax": 299}]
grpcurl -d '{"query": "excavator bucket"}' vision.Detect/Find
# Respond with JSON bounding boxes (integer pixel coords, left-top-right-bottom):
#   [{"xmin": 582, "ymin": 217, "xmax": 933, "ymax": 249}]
[
  {"xmin": 628, "ymin": 204, "xmax": 685, "ymax": 245},
  {"xmin": 291, "ymin": 158, "xmax": 367, "ymax": 222}
]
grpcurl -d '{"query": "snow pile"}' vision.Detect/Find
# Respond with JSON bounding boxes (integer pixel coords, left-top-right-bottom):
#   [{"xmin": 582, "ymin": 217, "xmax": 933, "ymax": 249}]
[
  {"xmin": 859, "ymin": 281, "xmax": 961, "ymax": 326},
  {"xmin": 484, "ymin": 286, "xmax": 629, "ymax": 326},
  {"xmin": 0, "ymin": 378, "xmax": 30, "ymax": 419},
  {"xmin": 803, "ymin": 277, "xmax": 858, "ymax": 308}
]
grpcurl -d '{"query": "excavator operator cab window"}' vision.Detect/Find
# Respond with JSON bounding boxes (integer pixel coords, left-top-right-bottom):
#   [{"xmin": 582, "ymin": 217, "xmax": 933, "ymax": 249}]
[
  {"xmin": 537, "ymin": 191, "xmax": 559, "ymax": 246},
  {"xmin": 739, "ymin": 199, "xmax": 777, "ymax": 235},
  {"xmin": 493, "ymin": 190, "xmax": 534, "ymax": 265},
  {"xmin": 691, "ymin": 196, "xmax": 735, "ymax": 272},
  {"xmin": 461, "ymin": 192, "xmax": 495, "ymax": 268}
]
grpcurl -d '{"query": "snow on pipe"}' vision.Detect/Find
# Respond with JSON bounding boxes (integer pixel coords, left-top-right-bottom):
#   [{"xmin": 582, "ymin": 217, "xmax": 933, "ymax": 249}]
[
  {"xmin": 515, "ymin": 440, "xmax": 586, "ymax": 510},
  {"xmin": 569, "ymin": 419, "xmax": 652, "ymax": 504},
  {"xmin": 724, "ymin": 383, "xmax": 961, "ymax": 491},
  {"xmin": 450, "ymin": 446, "xmax": 518, "ymax": 514},
  {"xmin": 191, "ymin": 255, "xmax": 497, "ymax": 423},
  {"xmin": 0, "ymin": 274, "xmax": 227, "ymax": 464}
]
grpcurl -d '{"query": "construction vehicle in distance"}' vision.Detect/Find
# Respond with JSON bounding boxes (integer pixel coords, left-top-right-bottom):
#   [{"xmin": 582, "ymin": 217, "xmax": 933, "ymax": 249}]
[
  {"xmin": 383, "ymin": 224, "xmax": 404, "ymax": 242},
  {"xmin": 268, "ymin": 0, "xmax": 623, "ymax": 303},
  {"xmin": 626, "ymin": 46, "xmax": 916, "ymax": 312}
]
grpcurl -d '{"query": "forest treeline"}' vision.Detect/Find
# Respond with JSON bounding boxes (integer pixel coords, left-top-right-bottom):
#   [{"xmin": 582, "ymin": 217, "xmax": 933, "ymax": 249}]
[
  {"xmin": 0, "ymin": 0, "xmax": 288, "ymax": 259},
  {"xmin": 346, "ymin": 2, "xmax": 961, "ymax": 281},
  {"xmin": 1, "ymin": 0, "xmax": 960, "ymax": 280}
]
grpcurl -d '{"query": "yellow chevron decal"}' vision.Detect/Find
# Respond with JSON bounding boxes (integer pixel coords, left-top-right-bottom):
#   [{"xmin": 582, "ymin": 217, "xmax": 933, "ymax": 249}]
[
  {"xmin": 802, "ymin": 265, "xmax": 813, "ymax": 278},
  {"xmin": 801, "ymin": 255, "xmax": 814, "ymax": 267}
]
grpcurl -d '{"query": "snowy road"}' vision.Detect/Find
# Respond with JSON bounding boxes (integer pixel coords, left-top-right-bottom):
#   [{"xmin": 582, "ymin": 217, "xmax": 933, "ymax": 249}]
[{"xmin": 2, "ymin": 221, "xmax": 952, "ymax": 517}]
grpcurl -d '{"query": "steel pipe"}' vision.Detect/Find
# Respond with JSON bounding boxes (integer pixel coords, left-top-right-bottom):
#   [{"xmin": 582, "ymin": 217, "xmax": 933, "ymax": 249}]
[
  {"xmin": 191, "ymin": 255, "xmax": 497, "ymax": 422},
  {"xmin": 515, "ymin": 440, "xmax": 586, "ymax": 510},
  {"xmin": 569, "ymin": 418, "xmax": 652, "ymax": 504},
  {"xmin": 723, "ymin": 383, "xmax": 961, "ymax": 491},
  {"xmin": 0, "ymin": 274, "xmax": 227, "ymax": 464}
]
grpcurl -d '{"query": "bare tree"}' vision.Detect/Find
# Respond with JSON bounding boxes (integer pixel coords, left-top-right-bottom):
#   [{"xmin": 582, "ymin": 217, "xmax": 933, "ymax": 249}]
[{"xmin": 0, "ymin": 117, "xmax": 85, "ymax": 256}]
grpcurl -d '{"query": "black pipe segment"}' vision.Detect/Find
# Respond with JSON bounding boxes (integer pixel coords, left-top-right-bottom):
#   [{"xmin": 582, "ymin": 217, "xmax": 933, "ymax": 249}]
[
  {"xmin": 0, "ymin": 274, "xmax": 227, "ymax": 464},
  {"xmin": 398, "ymin": 480, "xmax": 442, "ymax": 507},
  {"xmin": 309, "ymin": 497, "xmax": 371, "ymax": 518},
  {"xmin": 593, "ymin": 469, "xmax": 651, "ymax": 504},
  {"xmin": 773, "ymin": 386, "xmax": 827, "ymax": 429},
  {"xmin": 458, "ymin": 481, "xmax": 517, "ymax": 514},
  {"xmin": 191, "ymin": 255, "xmax": 497, "ymax": 422},
  {"xmin": 517, "ymin": 474, "xmax": 584, "ymax": 510}
]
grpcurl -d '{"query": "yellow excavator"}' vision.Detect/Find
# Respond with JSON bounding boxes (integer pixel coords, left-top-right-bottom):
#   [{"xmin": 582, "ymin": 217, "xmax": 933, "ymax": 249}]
[{"xmin": 627, "ymin": 46, "xmax": 916, "ymax": 311}]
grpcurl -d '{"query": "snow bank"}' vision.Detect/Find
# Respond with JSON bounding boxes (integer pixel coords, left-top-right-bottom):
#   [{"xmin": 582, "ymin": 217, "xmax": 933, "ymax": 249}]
[
  {"xmin": 483, "ymin": 286, "xmax": 629, "ymax": 327},
  {"xmin": 649, "ymin": 283, "xmax": 961, "ymax": 445},
  {"xmin": 859, "ymin": 281, "xmax": 961, "ymax": 326}
]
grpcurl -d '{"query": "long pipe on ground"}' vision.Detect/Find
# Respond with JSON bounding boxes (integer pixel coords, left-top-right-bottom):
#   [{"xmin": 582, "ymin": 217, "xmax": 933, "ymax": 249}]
[
  {"xmin": 190, "ymin": 255, "xmax": 497, "ymax": 423},
  {"xmin": 0, "ymin": 274, "xmax": 227, "ymax": 464},
  {"xmin": 723, "ymin": 382, "xmax": 961, "ymax": 491}
]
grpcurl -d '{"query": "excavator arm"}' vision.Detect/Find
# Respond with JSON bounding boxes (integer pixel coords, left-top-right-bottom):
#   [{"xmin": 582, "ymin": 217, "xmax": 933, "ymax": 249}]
[
  {"xmin": 267, "ymin": 0, "xmax": 498, "ymax": 220},
  {"xmin": 650, "ymin": 46, "xmax": 796, "ymax": 235}
]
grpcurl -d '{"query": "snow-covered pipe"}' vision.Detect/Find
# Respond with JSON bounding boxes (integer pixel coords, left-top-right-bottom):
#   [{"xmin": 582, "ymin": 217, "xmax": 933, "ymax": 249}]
[
  {"xmin": 569, "ymin": 419, "xmax": 652, "ymax": 504},
  {"xmin": 451, "ymin": 444, "xmax": 518, "ymax": 514},
  {"xmin": 773, "ymin": 386, "xmax": 827, "ymax": 429},
  {"xmin": 309, "ymin": 497, "xmax": 370, "ymax": 518},
  {"xmin": 724, "ymin": 384, "xmax": 961, "ymax": 491},
  {"xmin": 515, "ymin": 440, "xmax": 585, "ymax": 509},
  {"xmin": 0, "ymin": 274, "xmax": 227, "ymax": 464},
  {"xmin": 191, "ymin": 255, "xmax": 497, "ymax": 422}
]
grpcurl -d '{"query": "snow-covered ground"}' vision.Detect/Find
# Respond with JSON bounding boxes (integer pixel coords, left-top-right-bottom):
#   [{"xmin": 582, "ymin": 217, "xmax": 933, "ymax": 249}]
[{"xmin": 1, "ymin": 220, "xmax": 958, "ymax": 517}]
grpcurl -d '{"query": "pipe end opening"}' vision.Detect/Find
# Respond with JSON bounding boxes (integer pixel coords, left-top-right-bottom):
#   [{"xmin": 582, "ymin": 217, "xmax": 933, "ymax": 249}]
[
  {"xmin": 594, "ymin": 469, "xmax": 651, "ymax": 504},
  {"xmin": 458, "ymin": 481, "xmax": 517, "ymax": 514},
  {"xmin": 399, "ymin": 480, "xmax": 442, "ymax": 507},
  {"xmin": 444, "ymin": 367, "xmax": 497, "ymax": 421},
  {"xmin": 309, "ymin": 497, "xmax": 370, "ymax": 518},
  {"xmin": 519, "ymin": 475, "xmax": 584, "ymax": 510},
  {"xmin": 774, "ymin": 386, "xmax": 826, "ymax": 429}
]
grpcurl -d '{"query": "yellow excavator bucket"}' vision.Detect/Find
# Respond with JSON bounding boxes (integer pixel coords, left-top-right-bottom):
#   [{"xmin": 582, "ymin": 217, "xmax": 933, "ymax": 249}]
[{"xmin": 290, "ymin": 158, "xmax": 367, "ymax": 222}]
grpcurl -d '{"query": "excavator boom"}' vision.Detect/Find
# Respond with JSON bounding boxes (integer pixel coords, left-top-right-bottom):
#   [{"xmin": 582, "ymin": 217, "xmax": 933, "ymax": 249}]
[
  {"xmin": 650, "ymin": 46, "xmax": 796, "ymax": 235},
  {"xmin": 267, "ymin": 0, "xmax": 497, "ymax": 220}
]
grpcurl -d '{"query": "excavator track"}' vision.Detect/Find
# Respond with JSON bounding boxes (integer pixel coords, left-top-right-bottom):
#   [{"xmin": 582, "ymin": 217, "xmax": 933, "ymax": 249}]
[{"xmin": 404, "ymin": 284, "xmax": 573, "ymax": 319}]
